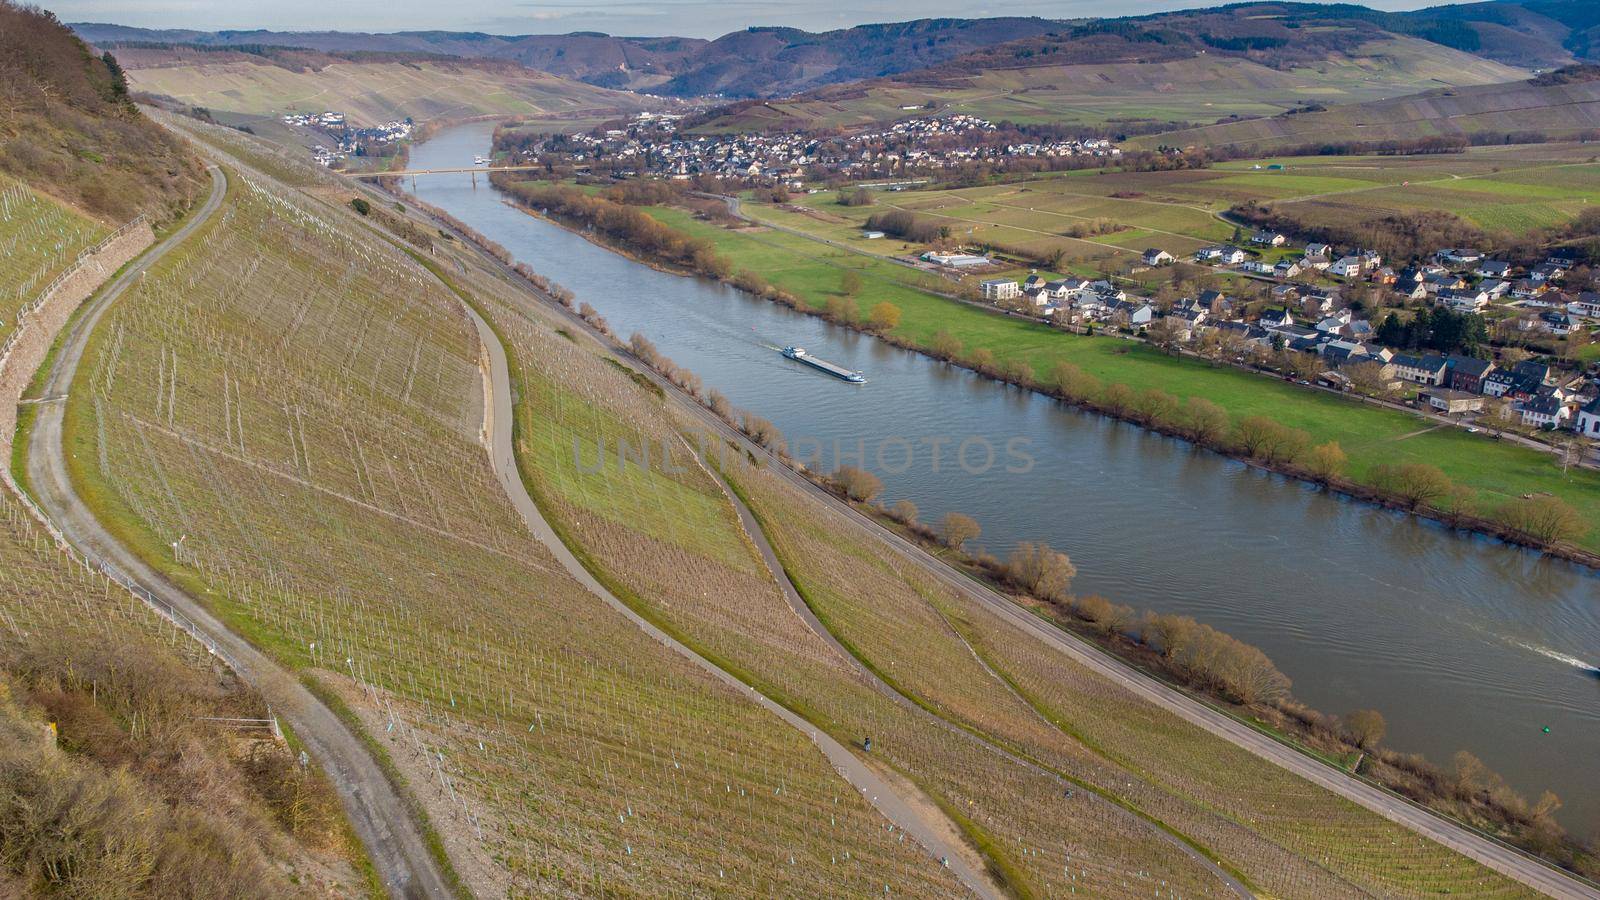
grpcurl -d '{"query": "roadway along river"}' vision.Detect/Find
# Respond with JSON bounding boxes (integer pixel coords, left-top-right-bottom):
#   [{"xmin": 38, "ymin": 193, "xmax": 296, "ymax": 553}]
[{"xmin": 408, "ymin": 122, "xmax": 1600, "ymax": 833}]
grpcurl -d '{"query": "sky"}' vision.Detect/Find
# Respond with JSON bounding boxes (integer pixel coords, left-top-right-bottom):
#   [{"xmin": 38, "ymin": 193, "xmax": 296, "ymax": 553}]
[{"xmin": 51, "ymin": 0, "xmax": 1470, "ymax": 39}]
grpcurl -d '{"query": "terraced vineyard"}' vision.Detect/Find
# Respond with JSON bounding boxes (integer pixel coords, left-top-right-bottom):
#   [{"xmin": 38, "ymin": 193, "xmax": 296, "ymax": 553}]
[
  {"xmin": 481, "ymin": 260, "xmax": 1540, "ymax": 896},
  {"xmin": 0, "ymin": 176, "xmax": 104, "ymax": 344},
  {"xmin": 66, "ymin": 158, "xmax": 960, "ymax": 895},
  {"xmin": 721, "ymin": 458, "xmax": 1536, "ymax": 899}
]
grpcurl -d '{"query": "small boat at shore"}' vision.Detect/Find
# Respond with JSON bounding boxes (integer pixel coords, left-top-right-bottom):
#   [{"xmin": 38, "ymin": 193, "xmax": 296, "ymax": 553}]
[{"xmin": 781, "ymin": 346, "xmax": 865, "ymax": 383}]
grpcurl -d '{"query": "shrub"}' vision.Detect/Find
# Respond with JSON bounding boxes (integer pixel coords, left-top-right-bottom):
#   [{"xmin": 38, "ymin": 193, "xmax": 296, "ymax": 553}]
[
  {"xmin": 1343, "ymin": 709, "xmax": 1387, "ymax": 749},
  {"xmin": 890, "ymin": 499, "xmax": 919, "ymax": 524},
  {"xmin": 867, "ymin": 302, "xmax": 901, "ymax": 332},
  {"xmin": 1370, "ymin": 462, "xmax": 1453, "ymax": 510},
  {"xmin": 1006, "ymin": 542, "xmax": 1077, "ymax": 601},
  {"xmin": 832, "ymin": 465, "xmax": 883, "ymax": 502},
  {"xmin": 350, "ymin": 197, "xmax": 371, "ymax": 216},
  {"xmin": 1494, "ymin": 495, "xmax": 1587, "ymax": 547},
  {"xmin": 939, "ymin": 512, "xmax": 981, "ymax": 552},
  {"xmin": 1303, "ymin": 441, "xmax": 1348, "ymax": 483}
]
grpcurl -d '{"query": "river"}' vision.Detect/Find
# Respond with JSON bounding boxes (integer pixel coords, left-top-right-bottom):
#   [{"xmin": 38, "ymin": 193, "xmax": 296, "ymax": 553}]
[{"xmin": 408, "ymin": 122, "xmax": 1600, "ymax": 832}]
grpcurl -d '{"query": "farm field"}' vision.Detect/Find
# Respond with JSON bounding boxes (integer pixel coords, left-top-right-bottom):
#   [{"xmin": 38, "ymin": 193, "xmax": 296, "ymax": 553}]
[
  {"xmin": 695, "ymin": 38, "xmax": 1522, "ymax": 133},
  {"xmin": 60, "ymin": 145, "xmax": 963, "ymax": 896},
  {"xmin": 0, "ymin": 176, "xmax": 105, "ymax": 345},
  {"xmin": 752, "ymin": 143, "xmax": 1600, "ymax": 272},
  {"xmin": 621, "ymin": 202, "xmax": 1600, "ymax": 552},
  {"xmin": 118, "ymin": 52, "xmax": 655, "ymax": 127}
]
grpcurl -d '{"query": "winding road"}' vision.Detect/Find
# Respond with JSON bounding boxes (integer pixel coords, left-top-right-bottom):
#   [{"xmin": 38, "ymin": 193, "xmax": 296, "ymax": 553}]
[
  {"xmin": 447, "ymin": 276, "xmax": 1003, "ymax": 899},
  {"xmin": 21, "ymin": 165, "xmax": 457, "ymax": 900}
]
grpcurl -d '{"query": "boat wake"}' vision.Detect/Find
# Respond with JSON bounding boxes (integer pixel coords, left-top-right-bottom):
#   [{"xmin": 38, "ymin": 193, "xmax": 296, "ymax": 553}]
[{"xmin": 1508, "ymin": 638, "xmax": 1600, "ymax": 675}]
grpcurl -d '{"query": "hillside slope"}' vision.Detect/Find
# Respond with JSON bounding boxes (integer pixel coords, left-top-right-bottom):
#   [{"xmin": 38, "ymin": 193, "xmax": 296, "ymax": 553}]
[
  {"xmin": 112, "ymin": 47, "xmax": 657, "ymax": 127},
  {"xmin": 1144, "ymin": 66, "xmax": 1600, "ymax": 150},
  {"xmin": 0, "ymin": 2, "xmax": 202, "ymax": 224},
  {"xmin": 696, "ymin": 33, "xmax": 1524, "ymax": 133}
]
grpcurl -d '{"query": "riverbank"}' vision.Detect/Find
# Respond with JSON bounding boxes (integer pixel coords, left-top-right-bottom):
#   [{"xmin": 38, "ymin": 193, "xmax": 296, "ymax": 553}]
[
  {"xmin": 400, "ymin": 178, "xmax": 1600, "ymax": 877},
  {"xmin": 489, "ymin": 175, "xmax": 1600, "ymax": 569}
]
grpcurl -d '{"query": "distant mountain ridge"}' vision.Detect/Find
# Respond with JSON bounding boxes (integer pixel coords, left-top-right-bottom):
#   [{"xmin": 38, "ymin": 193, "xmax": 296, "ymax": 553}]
[{"xmin": 70, "ymin": 1, "xmax": 1600, "ymax": 102}]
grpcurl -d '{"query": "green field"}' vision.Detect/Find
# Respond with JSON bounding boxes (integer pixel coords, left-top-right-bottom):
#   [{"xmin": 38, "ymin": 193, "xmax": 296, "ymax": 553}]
[{"xmin": 630, "ymin": 202, "xmax": 1600, "ymax": 552}]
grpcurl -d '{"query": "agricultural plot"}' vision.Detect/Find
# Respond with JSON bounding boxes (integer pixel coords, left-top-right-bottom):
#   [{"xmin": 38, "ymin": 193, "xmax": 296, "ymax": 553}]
[
  {"xmin": 635, "ymin": 204, "xmax": 1600, "ymax": 552},
  {"xmin": 721, "ymin": 459, "xmax": 1533, "ymax": 899},
  {"xmin": 493, "ymin": 296, "xmax": 1241, "ymax": 897},
  {"xmin": 0, "ymin": 176, "xmax": 105, "ymax": 344},
  {"xmin": 68, "ymin": 166, "xmax": 960, "ymax": 896}
]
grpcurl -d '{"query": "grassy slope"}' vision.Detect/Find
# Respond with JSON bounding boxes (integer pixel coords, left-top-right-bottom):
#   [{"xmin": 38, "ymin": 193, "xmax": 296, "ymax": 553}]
[
  {"xmin": 1142, "ymin": 76, "xmax": 1600, "ymax": 151},
  {"xmin": 695, "ymin": 37, "xmax": 1524, "ymax": 133},
  {"xmin": 124, "ymin": 57, "xmax": 653, "ymax": 127},
  {"xmin": 632, "ymin": 202, "xmax": 1600, "ymax": 551}
]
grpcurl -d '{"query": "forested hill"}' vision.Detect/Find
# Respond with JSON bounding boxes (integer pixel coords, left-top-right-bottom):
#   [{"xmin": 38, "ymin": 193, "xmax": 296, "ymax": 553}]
[{"xmin": 2, "ymin": 2, "xmax": 201, "ymax": 223}]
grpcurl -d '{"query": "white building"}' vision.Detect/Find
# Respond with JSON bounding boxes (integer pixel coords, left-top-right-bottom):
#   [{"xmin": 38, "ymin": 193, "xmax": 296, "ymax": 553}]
[{"xmin": 981, "ymin": 279, "xmax": 1020, "ymax": 301}]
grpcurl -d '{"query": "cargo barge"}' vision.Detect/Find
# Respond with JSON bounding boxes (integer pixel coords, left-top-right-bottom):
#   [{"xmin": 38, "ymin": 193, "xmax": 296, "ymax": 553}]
[{"xmin": 781, "ymin": 346, "xmax": 866, "ymax": 383}]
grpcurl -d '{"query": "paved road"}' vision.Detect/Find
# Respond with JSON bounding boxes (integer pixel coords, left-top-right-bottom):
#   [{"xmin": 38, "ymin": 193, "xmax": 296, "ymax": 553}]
[{"xmin": 23, "ymin": 165, "xmax": 457, "ymax": 900}]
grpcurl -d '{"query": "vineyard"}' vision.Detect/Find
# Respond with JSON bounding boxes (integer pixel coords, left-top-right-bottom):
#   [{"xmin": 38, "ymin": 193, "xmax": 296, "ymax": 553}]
[
  {"xmin": 0, "ymin": 176, "xmax": 105, "ymax": 344},
  {"xmin": 496, "ymin": 292, "xmax": 1270, "ymax": 897},
  {"xmin": 66, "ymin": 160, "xmax": 961, "ymax": 896},
  {"xmin": 718, "ymin": 456, "xmax": 1536, "ymax": 898}
]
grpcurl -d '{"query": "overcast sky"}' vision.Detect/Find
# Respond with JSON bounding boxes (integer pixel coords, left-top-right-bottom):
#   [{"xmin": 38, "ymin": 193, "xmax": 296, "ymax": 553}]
[{"xmin": 52, "ymin": 0, "xmax": 1466, "ymax": 39}]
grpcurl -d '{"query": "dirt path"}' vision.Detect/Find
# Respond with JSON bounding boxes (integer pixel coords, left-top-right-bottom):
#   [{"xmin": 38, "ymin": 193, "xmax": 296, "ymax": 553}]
[
  {"xmin": 449, "ymin": 288, "xmax": 1002, "ymax": 899},
  {"xmin": 21, "ymin": 165, "xmax": 458, "ymax": 900},
  {"xmin": 693, "ymin": 452, "xmax": 1252, "ymax": 898}
]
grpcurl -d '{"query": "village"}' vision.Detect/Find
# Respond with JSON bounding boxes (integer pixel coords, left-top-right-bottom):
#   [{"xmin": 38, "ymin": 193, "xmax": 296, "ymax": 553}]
[
  {"xmin": 505, "ymin": 111, "xmax": 1120, "ymax": 184},
  {"xmin": 279, "ymin": 110, "xmax": 416, "ymax": 167},
  {"xmin": 956, "ymin": 235, "xmax": 1600, "ymax": 446}
]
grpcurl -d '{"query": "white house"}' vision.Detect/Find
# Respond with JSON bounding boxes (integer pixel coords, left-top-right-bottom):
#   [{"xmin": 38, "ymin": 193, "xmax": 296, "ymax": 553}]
[
  {"xmin": 1142, "ymin": 248, "xmax": 1175, "ymax": 267},
  {"xmin": 1217, "ymin": 246, "xmax": 1248, "ymax": 265},
  {"xmin": 1390, "ymin": 353, "xmax": 1448, "ymax": 386},
  {"xmin": 1475, "ymin": 260, "xmax": 1512, "ymax": 279},
  {"xmin": 1577, "ymin": 397, "xmax": 1600, "ymax": 439},
  {"xmin": 1328, "ymin": 256, "xmax": 1364, "ymax": 278},
  {"xmin": 981, "ymin": 279, "xmax": 1020, "ymax": 301},
  {"xmin": 1517, "ymin": 394, "xmax": 1571, "ymax": 429},
  {"xmin": 1570, "ymin": 292, "xmax": 1600, "ymax": 319},
  {"xmin": 1305, "ymin": 242, "xmax": 1332, "ymax": 258},
  {"xmin": 1251, "ymin": 230, "xmax": 1287, "ymax": 247}
]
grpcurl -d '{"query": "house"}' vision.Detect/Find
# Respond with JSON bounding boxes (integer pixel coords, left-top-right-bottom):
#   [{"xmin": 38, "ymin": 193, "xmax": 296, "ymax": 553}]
[
  {"xmin": 1437, "ymin": 248, "xmax": 1483, "ymax": 267},
  {"xmin": 1539, "ymin": 310, "xmax": 1574, "ymax": 335},
  {"xmin": 1251, "ymin": 230, "xmax": 1288, "ymax": 247},
  {"xmin": 1446, "ymin": 355, "xmax": 1495, "ymax": 394},
  {"xmin": 1328, "ymin": 256, "xmax": 1365, "ymax": 278},
  {"xmin": 1482, "ymin": 370, "xmax": 1518, "ymax": 398},
  {"xmin": 1570, "ymin": 292, "xmax": 1600, "ymax": 319},
  {"xmin": 1421, "ymin": 388, "xmax": 1485, "ymax": 415},
  {"xmin": 1423, "ymin": 272, "xmax": 1466, "ymax": 294},
  {"xmin": 1440, "ymin": 288, "xmax": 1490, "ymax": 312},
  {"xmin": 1271, "ymin": 283, "xmax": 1301, "ymax": 304},
  {"xmin": 862, "ymin": 230, "xmax": 886, "ymax": 239},
  {"xmin": 1315, "ymin": 310, "xmax": 1353, "ymax": 333},
  {"xmin": 1475, "ymin": 260, "xmax": 1513, "ymax": 279},
  {"xmin": 1511, "ymin": 279, "xmax": 1547, "ymax": 300},
  {"xmin": 1142, "ymin": 248, "xmax": 1175, "ymax": 267},
  {"xmin": 1320, "ymin": 340, "xmax": 1368, "ymax": 366},
  {"xmin": 1300, "ymin": 291, "xmax": 1339, "ymax": 316},
  {"xmin": 1390, "ymin": 353, "xmax": 1449, "ymax": 386},
  {"xmin": 1195, "ymin": 246, "xmax": 1225, "ymax": 262},
  {"xmin": 1342, "ymin": 319, "xmax": 1374, "ymax": 342},
  {"xmin": 1259, "ymin": 307, "xmax": 1296, "ymax": 328},
  {"xmin": 1274, "ymin": 259, "xmax": 1303, "ymax": 279},
  {"xmin": 1242, "ymin": 260, "xmax": 1275, "ymax": 275},
  {"xmin": 1110, "ymin": 300, "xmax": 1154, "ymax": 326},
  {"xmin": 1305, "ymin": 243, "xmax": 1332, "ymax": 259},
  {"xmin": 1217, "ymin": 245, "xmax": 1248, "ymax": 265},
  {"xmin": 1577, "ymin": 396, "xmax": 1600, "ymax": 439},
  {"xmin": 981, "ymin": 279, "xmax": 1020, "ymax": 301},
  {"xmin": 1517, "ymin": 392, "xmax": 1571, "ymax": 429},
  {"xmin": 1022, "ymin": 273, "xmax": 1047, "ymax": 296},
  {"xmin": 1370, "ymin": 266, "xmax": 1398, "ymax": 286},
  {"xmin": 1531, "ymin": 262, "xmax": 1566, "ymax": 283}
]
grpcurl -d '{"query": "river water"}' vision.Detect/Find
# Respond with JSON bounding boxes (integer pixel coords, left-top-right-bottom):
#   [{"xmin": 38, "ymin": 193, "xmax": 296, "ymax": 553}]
[{"xmin": 409, "ymin": 122, "xmax": 1600, "ymax": 832}]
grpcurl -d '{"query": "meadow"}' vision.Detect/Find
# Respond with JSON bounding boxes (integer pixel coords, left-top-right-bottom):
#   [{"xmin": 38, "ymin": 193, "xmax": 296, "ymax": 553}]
[
  {"xmin": 61, "ymin": 141, "xmax": 963, "ymax": 896},
  {"xmin": 623, "ymin": 202, "xmax": 1600, "ymax": 552},
  {"xmin": 0, "ymin": 176, "xmax": 105, "ymax": 345}
]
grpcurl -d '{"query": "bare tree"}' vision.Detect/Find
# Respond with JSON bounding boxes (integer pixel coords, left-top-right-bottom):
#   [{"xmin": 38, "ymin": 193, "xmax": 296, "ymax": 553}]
[
  {"xmin": 890, "ymin": 498, "xmax": 919, "ymax": 524},
  {"xmin": 939, "ymin": 512, "xmax": 981, "ymax": 552},
  {"xmin": 1006, "ymin": 542, "xmax": 1077, "ymax": 601},
  {"xmin": 1343, "ymin": 709, "xmax": 1387, "ymax": 749},
  {"xmin": 832, "ymin": 465, "xmax": 883, "ymax": 502}
]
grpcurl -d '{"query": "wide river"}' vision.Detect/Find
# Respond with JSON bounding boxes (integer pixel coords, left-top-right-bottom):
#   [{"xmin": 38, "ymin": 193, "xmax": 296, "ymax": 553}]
[{"xmin": 410, "ymin": 122, "xmax": 1600, "ymax": 831}]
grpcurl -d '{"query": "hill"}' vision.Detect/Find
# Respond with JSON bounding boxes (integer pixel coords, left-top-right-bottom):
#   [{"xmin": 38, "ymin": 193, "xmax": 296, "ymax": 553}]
[
  {"xmin": 0, "ymin": 2, "xmax": 203, "ymax": 224},
  {"xmin": 693, "ymin": 25, "xmax": 1524, "ymax": 133},
  {"xmin": 108, "ymin": 45, "xmax": 658, "ymax": 127},
  {"xmin": 1142, "ymin": 65, "xmax": 1600, "ymax": 150}
]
